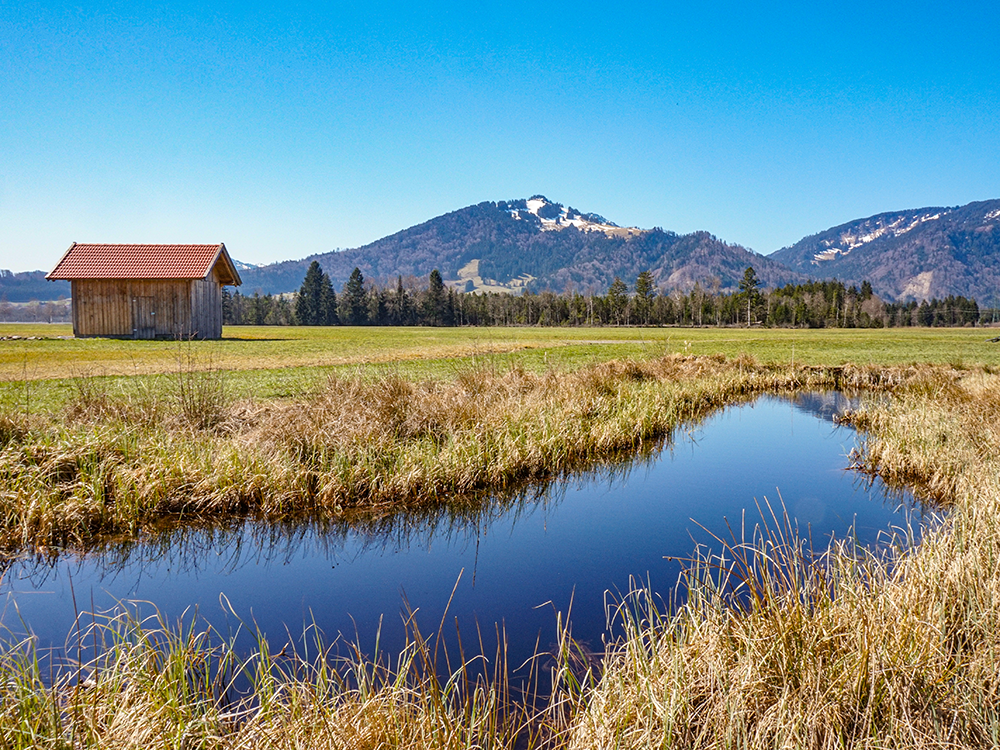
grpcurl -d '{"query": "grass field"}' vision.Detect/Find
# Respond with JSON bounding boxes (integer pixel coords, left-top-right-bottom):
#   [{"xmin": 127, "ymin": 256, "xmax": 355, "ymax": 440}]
[
  {"xmin": 3, "ymin": 323, "xmax": 999, "ymax": 411},
  {"xmin": 3, "ymin": 324, "xmax": 1000, "ymax": 747}
]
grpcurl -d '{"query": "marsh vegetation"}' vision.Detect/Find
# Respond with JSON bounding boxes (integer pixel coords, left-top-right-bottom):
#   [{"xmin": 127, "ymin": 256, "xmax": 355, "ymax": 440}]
[
  {"xmin": 0, "ymin": 351, "xmax": 934, "ymax": 555},
  {"xmin": 1, "ymin": 326, "xmax": 999, "ymax": 747},
  {"xmin": 572, "ymin": 370, "xmax": 1000, "ymax": 748}
]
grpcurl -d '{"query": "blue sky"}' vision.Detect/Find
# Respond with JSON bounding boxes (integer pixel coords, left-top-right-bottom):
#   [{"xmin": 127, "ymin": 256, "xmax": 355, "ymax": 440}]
[{"xmin": 2, "ymin": 0, "xmax": 998, "ymax": 272}]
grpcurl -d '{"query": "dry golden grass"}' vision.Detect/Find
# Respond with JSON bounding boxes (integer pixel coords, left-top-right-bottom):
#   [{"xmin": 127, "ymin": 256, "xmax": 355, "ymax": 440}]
[
  {"xmin": 569, "ymin": 368, "xmax": 1000, "ymax": 749},
  {"xmin": 4, "ymin": 356, "xmax": 1000, "ymax": 748},
  {"xmin": 0, "ymin": 354, "xmax": 953, "ymax": 554},
  {"xmin": 0, "ymin": 601, "xmax": 561, "ymax": 750}
]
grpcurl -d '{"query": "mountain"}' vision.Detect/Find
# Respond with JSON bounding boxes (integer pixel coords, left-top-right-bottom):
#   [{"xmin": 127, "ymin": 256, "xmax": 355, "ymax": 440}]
[
  {"xmin": 239, "ymin": 196, "xmax": 803, "ymax": 295},
  {"xmin": 14, "ymin": 196, "xmax": 1000, "ymax": 303},
  {"xmin": 0, "ymin": 270, "xmax": 70, "ymax": 303},
  {"xmin": 769, "ymin": 199, "xmax": 1000, "ymax": 302}
]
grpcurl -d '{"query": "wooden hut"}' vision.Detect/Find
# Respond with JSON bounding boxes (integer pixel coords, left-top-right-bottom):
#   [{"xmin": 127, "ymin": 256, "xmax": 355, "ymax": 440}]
[{"xmin": 46, "ymin": 243, "xmax": 242, "ymax": 340}]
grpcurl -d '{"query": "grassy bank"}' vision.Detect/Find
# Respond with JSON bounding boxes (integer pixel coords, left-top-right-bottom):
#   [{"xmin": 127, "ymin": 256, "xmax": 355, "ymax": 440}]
[
  {"xmin": 0, "ymin": 350, "xmax": 952, "ymax": 555},
  {"xmin": 570, "ymin": 369, "xmax": 1000, "ymax": 748},
  {"xmin": 2, "ymin": 336, "xmax": 999, "ymax": 746},
  {"xmin": 1, "ymin": 601, "xmax": 563, "ymax": 750},
  {"xmin": 3, "ymin": 324, "xmax": 999, "ymax": 412}
]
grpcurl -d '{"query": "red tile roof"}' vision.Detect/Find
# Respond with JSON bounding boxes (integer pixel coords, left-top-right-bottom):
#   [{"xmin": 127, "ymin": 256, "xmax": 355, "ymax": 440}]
[{"xmin": 47, "ymin": 243, "xmax": 241, "ymax": 285}]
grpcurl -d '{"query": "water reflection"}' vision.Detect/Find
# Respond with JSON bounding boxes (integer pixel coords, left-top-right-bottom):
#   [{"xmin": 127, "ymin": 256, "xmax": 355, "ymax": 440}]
[
  {"xmin": 1, "ymin": 393, "xmax": 928, "ymax": 668},
  {"xmin": 788, "ymin": 390, "xmax": 864, "ymax": 420},
  {"xmin": 9, "ymin": 456, "xmax": 663, "ymax": 587}
]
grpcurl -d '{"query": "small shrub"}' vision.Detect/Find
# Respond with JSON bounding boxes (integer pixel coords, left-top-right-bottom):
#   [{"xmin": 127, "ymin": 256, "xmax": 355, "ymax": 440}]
[{"xmin": 175, "ymin": 356, "xmax": 229, "ymax": 431}]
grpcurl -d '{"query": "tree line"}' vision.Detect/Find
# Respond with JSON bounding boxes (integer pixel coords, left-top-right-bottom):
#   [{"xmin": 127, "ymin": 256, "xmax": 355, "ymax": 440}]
[
  {"xmin": 0, "ymin": 299, "xmax": 72, "ymax": 323},
  {"xmin": 222, "ymin": 262, "xmax": 987, "ymax": 328}
]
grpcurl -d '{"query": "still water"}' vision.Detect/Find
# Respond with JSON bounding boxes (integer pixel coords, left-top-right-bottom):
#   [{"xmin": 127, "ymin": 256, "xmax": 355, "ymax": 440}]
[{"xmin": 2, "ymin": 393, "xmax": 924, "ymax": 665}]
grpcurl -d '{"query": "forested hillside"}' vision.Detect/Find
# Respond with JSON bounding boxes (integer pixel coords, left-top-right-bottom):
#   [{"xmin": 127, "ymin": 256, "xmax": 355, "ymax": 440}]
[
  {"xmin": 238, "ymin": 197, "xmax": 803, "ymax": 295},
  {"xmin": 0, "ymin": 270, "xmax": 69, "ymax": 303},
  {"xmin": 769, "ymin": 199, "xmax": 1000, "ymax": 302}
]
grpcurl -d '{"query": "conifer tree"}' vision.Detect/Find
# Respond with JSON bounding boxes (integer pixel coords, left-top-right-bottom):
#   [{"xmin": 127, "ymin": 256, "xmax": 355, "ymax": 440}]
[
  {"xmin": 389, "ymin": 275, "xmax": 411, "ymax": 325},
  {"xmin": 340, "ymin": 267, "xmax": 368, "ymax": 325},
  {"xmin": 424, "ymin": 269, "xmax": 446, "ymax": 325},
  {"xmin": 606, "ymin": 277, "xmax": 628, "ymax": 325},
  {"xmin": 634, "ymin": 270, "xmax": 656, "ymax": 325},
  {"xmin": 295, "ymin": 260, "xmax": 338, "ymax": 325},
  {"xmin": 738, "ymin": 266, "xmax": 760, "ymax": 327},
  {"xmin": 321, "ymin": 276, "xmax": 338, "ymax": 325},
  {"xmin": 295, "ymin": 261, "xmax": 327, "ymax": 325}
]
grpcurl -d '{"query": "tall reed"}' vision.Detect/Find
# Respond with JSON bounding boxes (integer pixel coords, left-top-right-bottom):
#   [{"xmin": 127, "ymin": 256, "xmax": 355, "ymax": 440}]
[
  {"xmin": 0, "ymin": 598, "xmax": 565, "ymax": 749},
  {"xmin": 570, "ymin": 369, "xmax": 1000, "ymax": 748}
]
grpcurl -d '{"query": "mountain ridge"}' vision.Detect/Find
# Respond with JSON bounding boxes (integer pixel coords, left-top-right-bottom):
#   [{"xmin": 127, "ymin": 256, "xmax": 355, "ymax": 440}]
[
  {"xmin": 768, "ymin": 199, "xmax": 1000, "ymax": 301},
  {"xmin": 8, "ymin": 196, "xmax": 1000, "ymax": 304},
  {"xmin": 0, "ymin": 270, "xmax": 70, "ymax": 303},
  {"xmin": 237, "ymin": 196, "xmax": 804, "ymax": 296}
]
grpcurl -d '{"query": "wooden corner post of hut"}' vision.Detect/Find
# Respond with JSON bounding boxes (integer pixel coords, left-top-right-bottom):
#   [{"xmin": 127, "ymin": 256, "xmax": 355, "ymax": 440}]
[{"xmin": 46, "ymin": 243, "xmax": 243, "ymax": 340}]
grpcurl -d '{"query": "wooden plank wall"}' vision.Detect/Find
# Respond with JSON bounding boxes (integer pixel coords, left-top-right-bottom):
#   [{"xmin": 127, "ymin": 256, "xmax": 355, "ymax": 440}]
[
  {"xmin": 73, "ymin": 280, "xmax": 191, "ymax": 338},
  {"xmin": 190, "ymin": 273, "xmax": 223, "ymax": 339},
  {"xmin": 72, "ymin": 273, "xmax": 226, "ymax": 339}
]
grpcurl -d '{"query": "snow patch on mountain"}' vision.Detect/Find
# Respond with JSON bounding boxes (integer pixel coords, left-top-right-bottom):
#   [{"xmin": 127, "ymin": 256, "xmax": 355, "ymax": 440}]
[
  {"xmin": 811, "ymin": 210, "xmax": 951, "ymax": 264},
  {"xmin": 525, "ymin": 198, "xmax": 547, "ymax": 215},
  {"xmin": 232, "ymin": 259, "xmax": 266, "ymax": 270},
  {"xmin": 503, "ymin": 196, "xmax": 643, "ymax": 238}
]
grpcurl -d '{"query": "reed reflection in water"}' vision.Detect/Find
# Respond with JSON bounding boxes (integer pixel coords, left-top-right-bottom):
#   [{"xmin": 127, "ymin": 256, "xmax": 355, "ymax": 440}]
[{"xmin": 1, "ymin": 393, "xmax": 925, "ymax": 671}]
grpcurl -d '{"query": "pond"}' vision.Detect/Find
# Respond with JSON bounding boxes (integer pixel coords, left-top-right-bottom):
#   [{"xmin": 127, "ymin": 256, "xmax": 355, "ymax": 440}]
[{"xmin": 1, "ymin": 393, "xmax": 925, "ymax": 669}]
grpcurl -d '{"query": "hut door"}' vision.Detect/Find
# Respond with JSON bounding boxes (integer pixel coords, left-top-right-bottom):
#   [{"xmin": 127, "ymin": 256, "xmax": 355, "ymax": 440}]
[{"xmin": 131, "ymin": 296, "xmax": 156, "ymax": 339}]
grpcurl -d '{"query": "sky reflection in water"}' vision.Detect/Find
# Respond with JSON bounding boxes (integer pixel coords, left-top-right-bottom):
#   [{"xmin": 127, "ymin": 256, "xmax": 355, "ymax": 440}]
[{"xmin": 2, "ymin": 393, "xmax": 927, "ymax": 666}]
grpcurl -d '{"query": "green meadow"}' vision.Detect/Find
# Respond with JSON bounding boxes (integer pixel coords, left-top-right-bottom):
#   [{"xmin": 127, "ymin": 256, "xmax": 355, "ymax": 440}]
[{"xmin": 3, "ymin": 323, "xmax": 998, "ymax": 410}]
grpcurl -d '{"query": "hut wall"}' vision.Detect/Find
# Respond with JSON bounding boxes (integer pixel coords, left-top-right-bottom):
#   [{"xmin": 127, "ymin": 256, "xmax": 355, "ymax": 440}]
[
  {"xmin": 190, "ymin": 272, "xmax": 223, "ymax": 339},
  {"xmin": 72, "ymin": 279, "xmax": 194, "ymax": 339}
]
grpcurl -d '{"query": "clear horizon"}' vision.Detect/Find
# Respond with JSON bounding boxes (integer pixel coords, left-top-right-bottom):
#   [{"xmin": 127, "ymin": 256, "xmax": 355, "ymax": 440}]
[{"xmin": 2, "ymin": 1, "xmax": 998, "ymax": 273}]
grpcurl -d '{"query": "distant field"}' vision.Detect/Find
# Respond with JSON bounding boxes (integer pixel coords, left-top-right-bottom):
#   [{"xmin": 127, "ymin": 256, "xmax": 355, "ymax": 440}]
[{"xmin": 2, "ymin": 323, "xmax": 998, "ymax": 410}]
